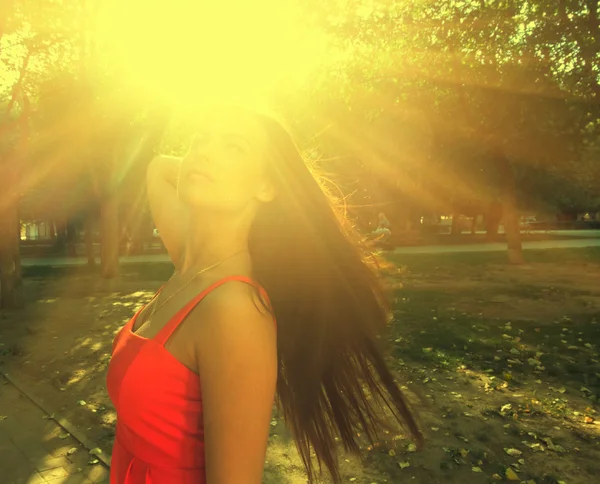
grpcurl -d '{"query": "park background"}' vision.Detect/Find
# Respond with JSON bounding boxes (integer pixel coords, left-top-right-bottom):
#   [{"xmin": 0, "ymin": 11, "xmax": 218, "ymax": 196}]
[{"xmin": 1, "ymin": 1, "xmax": 600, "ymax": 483}]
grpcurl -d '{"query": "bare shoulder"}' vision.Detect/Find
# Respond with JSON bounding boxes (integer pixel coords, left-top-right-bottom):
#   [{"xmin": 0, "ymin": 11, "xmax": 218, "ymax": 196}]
[
  {"xmin": 189, "ymin": 281, "xmax": 276, "ymax": 362},
  {"xmin": 201, "ymin": 279, "xmax": 272, "ymax": 320}
]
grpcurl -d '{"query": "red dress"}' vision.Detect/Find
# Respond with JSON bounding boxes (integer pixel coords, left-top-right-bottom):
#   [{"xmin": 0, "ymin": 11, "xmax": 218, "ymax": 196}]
[{"xmin": 107, "ymin": 275, "xmax": 270, "ymax": 483}]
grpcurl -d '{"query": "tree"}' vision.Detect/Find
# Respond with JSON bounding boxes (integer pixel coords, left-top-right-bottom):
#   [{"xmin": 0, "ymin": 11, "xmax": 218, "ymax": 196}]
[{"xmin": 298, "ymin": 0, "xmax": 598, "ymax": 263}]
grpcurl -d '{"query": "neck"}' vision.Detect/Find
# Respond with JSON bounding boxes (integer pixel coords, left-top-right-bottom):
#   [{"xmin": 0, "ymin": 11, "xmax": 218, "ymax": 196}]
[{"xmin": 179, "ymin": 209, "xmax": 252, "ymax": 276}]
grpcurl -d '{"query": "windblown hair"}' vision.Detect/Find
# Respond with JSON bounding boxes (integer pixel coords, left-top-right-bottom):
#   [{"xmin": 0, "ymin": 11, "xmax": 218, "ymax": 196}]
[{"xmin": 248, "ymin": 113, "xmax": 423, "ymax": 482}]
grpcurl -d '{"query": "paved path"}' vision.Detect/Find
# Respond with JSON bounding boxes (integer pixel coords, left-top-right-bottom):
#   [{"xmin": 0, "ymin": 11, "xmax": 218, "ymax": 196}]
[
  {"xmin": 20, "ymin": 235, "xmax": 600, "ymax": 267},
  {"xmin": 21, "ymin": 253, "xmax": 172, "ymax": 268},
  {"xmin": 0, "ymin": 375, "xmax": 109, "ymax": 484}
]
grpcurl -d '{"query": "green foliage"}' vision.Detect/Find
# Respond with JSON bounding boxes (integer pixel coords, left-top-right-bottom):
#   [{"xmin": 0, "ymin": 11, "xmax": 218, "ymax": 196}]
[
  {"xmin": 2, "ymin": 0, "xmax": 599, "ymax": 226},
  {"xmin": 298, "ymin": 0, "xmax": 600, "ymax": 218}
]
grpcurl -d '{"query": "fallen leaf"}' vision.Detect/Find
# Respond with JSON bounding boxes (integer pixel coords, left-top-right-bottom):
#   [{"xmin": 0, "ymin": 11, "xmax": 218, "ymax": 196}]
[
  {"xmin": 89, "ymin": 448, "xmax": 102, "ymax": 456},
  {"xmin": 543, "ymin": 438, "xmax": 566, "ymax": 453},
  {"xmin": 584, "ymin": 416, "xmax": 594, "ymax": 424},
  {"xmin": 67, "ymin": 447, "xmax": 78, "ymax": 455},
  {"xmin": 77, "ymin": 400, "xmax": 87, "ymax": 406},
  {"xmin": 0, "ymin": 416, "xmax": 7, "ymax": 421},
  {"xmin": 522, "ymin": 441, "xmax": 544, "ymax": 452},
  {"xmin": 407, "ymin": 443, "xmax": 417, "ymax": 453},
  {"xmin": 398, "ymin": 461, "xmax": 410, "ymax": 469},
  {"xmin": 388, "ymin": 449, "xmax": 396, "ymax": 457},
  {"xmin": 472, "ymin": 466, "xmax": 483, "ymax": 473},
  {"xmin": 59, "ymin": 433, "xmax": 70, "ymax": 439},
  {"xmin": 504, "ymin": 448, "xmax": 522, "ymax": 457},
  {"xmin": 505, "ymin": 467, "xmax": 519, "ymax": 480}
]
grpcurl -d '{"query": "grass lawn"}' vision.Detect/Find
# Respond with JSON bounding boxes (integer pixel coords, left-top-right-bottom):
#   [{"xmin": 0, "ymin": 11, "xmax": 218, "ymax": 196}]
[{"xmin": 1, "ymin": 248, "xmax": 600, "ymax": 483}]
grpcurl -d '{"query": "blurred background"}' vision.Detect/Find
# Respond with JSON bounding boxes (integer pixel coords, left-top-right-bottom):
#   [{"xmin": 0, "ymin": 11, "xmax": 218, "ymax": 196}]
[{"xmin": 1, "ymin": 2, "xmax": 599, "ymax": 483}]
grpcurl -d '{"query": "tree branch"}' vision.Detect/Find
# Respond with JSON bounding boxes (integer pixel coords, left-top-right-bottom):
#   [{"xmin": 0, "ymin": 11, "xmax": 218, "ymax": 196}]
[{"xmin": 4, "ymin": 49, "xmax": 32, "ymax": 118}]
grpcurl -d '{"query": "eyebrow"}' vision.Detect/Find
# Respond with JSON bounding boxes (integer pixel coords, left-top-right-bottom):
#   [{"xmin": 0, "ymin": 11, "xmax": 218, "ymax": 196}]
[{"xmin": 222, "ymin": 133, "xmax": 251, "ymax": 147}]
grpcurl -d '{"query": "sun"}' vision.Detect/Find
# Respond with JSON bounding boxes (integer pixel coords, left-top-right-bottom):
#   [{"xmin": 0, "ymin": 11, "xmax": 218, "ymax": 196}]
[{"xmin": 93, "ymin": 0, "xmax": 330, "ymax": 114}]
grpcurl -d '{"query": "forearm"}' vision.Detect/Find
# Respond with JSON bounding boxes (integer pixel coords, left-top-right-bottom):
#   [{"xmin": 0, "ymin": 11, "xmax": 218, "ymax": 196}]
[{"xmin": 147, "ymin": 155, "xmax": 186, "ymax": 267}]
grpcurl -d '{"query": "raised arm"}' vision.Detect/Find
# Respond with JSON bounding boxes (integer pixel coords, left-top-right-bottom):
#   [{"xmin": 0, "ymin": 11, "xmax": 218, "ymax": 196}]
[{"xmin": 147, "ymin": 155, "xmax": 187, "ymax": 268}]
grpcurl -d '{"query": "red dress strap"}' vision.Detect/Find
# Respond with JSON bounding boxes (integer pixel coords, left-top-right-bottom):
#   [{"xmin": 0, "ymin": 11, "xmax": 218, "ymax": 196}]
[{"xmin": 154, "ymin": 275, "xmax": 272, "ymax": 346}]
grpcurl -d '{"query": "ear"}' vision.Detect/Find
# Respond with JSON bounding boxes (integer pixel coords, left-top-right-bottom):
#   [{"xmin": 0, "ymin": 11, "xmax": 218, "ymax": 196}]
[{"xmin": 256, "ymin": 180, "xmax": 276, "ymax": 203}]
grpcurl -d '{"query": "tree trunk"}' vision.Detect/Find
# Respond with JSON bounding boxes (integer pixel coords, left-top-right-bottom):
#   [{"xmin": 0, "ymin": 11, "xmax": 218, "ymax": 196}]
[
  {"xmin": 66, "ymin": 218, "xmax": 77, "ymax": 257},
  {"xmin": 0, "ymin": 175, "xmax": 23, "ymax": 309},
  {"xmin": 485, "ymin": 202, "xmax": 503, "ymax": 237},
  {"xmin": 495, "ymin": 150, "xmax": 524, "ymax": 264},
  {"xmin": 503, "ymin": 200, "xmax": 524, "ymax": 264},
  {"xmin": 49, "ymin": 220, "xmax": 56, "ymax": 241},
  {"xmin": 450, "ymin": 212, "xmax": 461, "ymax": 236},
  {"xmin": 85, "ymin": 211, "xmax": 95, "ymax": 267},
  {"xmin": 100, "ymin": 195, "xmax": 120, "ymax": 278},
  {"xmin": 0, "ymin": 93, "xmax": 29, "ymax": 309},
  {"xmin": 55, "ymin": 219, "xmax": 67, "ymax": 254}
]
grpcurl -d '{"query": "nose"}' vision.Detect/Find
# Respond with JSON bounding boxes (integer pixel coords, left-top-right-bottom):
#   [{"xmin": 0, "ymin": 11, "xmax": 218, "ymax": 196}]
[{"xmin": 188, "ymin": 135, "xmax": 215, "ymax": 164}]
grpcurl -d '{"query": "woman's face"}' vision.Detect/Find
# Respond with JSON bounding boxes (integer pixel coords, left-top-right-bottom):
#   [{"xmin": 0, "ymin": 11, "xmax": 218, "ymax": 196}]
[{"xmin": 178, "ymin": 109, "xmax": 275, "ymax": 213}]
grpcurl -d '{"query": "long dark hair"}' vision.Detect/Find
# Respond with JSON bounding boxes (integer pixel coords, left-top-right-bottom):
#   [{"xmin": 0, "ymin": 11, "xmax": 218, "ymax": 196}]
[{"xmin": 247, "ymin": 113, "xmax": 423, "ymax": 482}]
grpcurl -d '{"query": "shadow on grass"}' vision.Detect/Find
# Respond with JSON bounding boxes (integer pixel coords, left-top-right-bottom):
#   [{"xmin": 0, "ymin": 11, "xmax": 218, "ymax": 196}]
[
  {"xmin": 391, "ymin": 287, "xmax": 600, "ymax": 399},
  {"xmin": 5, "ymin": 248, "xmax": 600, "ymax": 483}
]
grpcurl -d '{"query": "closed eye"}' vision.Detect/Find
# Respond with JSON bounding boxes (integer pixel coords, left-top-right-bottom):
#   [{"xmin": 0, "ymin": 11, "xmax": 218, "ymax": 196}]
[
  {"xmin": 226, "ymin": 142, "xmax": 246, "ymax": 154},
  {"xmin": 223, "ymin": 133, "xmax": 250, "ymax": 152}
]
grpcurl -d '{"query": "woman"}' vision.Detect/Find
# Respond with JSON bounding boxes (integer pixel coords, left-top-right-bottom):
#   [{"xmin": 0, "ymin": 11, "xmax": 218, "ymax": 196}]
[{"xmin": 106, "ymin": 107, "xmax": 422, "ymax": 484}]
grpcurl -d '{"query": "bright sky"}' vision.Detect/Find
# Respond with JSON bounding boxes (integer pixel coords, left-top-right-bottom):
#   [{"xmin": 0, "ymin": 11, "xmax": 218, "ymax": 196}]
[{"xmin": 94, "ymin": 0, "xmax": 331, "ymax": 114}]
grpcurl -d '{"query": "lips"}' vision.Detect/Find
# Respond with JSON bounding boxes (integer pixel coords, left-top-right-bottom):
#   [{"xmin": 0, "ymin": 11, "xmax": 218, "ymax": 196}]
[{"xmin": 187, "ymin": 169, "xmax": 214, "ymax": 182}]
